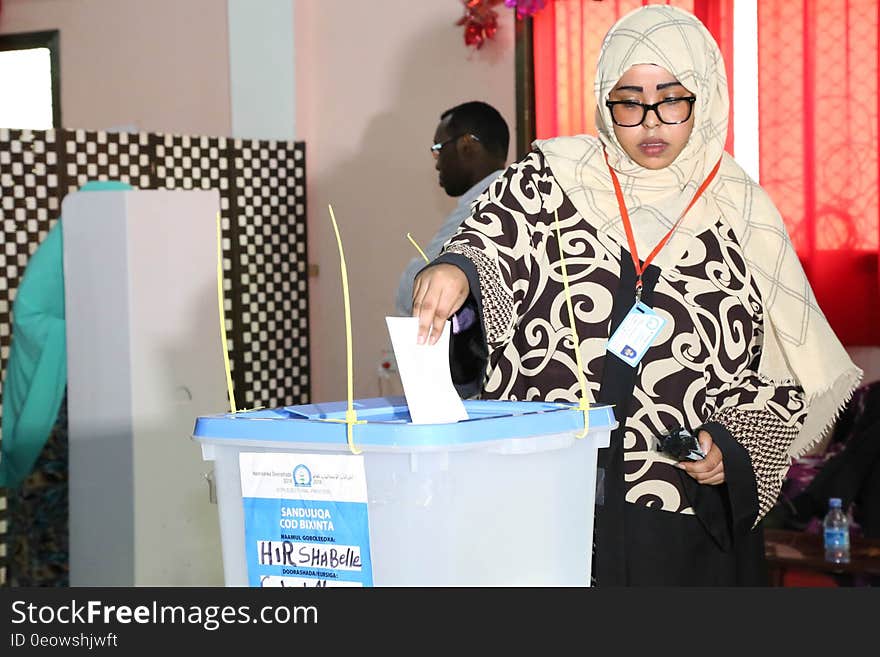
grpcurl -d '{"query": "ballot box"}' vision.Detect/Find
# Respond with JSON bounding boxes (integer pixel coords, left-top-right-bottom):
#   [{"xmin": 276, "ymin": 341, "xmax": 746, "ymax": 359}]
[{"xmin": 193, "ymin": 396, "xmax": 616, "ymax": 586}]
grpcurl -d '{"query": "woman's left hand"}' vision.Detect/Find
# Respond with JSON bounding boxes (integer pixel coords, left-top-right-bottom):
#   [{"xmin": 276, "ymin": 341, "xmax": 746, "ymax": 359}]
[{"xmin": 676, "ymin": 430, "xmax": 725, "ymax": 485}]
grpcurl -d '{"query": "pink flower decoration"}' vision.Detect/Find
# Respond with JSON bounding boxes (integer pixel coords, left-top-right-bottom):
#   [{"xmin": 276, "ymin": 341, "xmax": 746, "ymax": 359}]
[{"xmin": 504, "ymin": 0, "xmax": 548, "ymax": 19}]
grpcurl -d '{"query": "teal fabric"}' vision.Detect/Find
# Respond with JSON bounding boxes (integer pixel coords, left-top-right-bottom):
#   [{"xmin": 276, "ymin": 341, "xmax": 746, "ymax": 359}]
[{"xmin": 0, "ymin": 180, "xmax": 133, "ymax": 488}]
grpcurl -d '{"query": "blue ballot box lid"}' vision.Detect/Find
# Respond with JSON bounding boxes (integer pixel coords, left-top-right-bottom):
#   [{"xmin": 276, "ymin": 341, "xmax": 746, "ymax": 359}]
[{"xmin": 193, "ymin": 396, "xmax": 616, "ymax": 449}]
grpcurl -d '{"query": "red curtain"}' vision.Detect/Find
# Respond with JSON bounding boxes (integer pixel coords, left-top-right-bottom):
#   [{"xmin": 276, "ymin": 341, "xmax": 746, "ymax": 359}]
[{"xmin": 758, "ymin": 0, "xmax": 879, "ymax": 345}]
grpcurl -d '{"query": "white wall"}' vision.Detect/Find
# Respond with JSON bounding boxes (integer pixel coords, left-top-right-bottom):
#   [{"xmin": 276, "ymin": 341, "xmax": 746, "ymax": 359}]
[
  {"xmin": 295, "ymin": 0, "xmax": 516, "ymax": 402},
  {"xmin": 227, "ymin": 0, "xmax": 295, "ymax": 140},
  {"xmin": 0, "ymin": 0, "xmax": 231, "ymax": 135}
]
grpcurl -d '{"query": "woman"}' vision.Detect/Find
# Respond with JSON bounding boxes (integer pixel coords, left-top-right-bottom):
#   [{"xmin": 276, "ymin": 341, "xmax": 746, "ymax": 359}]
[{"xmin": 412, "ymin": 5, "xmax": 862, "ymax": 585}]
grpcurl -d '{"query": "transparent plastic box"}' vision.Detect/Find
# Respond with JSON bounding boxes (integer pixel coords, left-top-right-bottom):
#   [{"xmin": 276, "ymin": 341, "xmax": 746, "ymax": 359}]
[{"xmin": 193, "ymin": 396, "xmax": 616, "ymax": 586}]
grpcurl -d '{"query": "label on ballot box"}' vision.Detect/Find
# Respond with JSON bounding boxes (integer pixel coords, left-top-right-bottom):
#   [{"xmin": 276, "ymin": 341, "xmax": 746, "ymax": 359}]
[{"xmin": 239, "ymin": 452, "xmax": 373, "ymax": 587}]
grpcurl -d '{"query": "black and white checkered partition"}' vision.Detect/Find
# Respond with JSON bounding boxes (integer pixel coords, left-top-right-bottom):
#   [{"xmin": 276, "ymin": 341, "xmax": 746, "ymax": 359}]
[
  {"xmin": 0, "ymin": 129, "xmax": 63, "ymax": 366},
  {"xmin": 0, "ymin": 128, "xmax": 310, "ymax": 585},
  {"xmin": 232, "ymin": 139, "xmax": 309, "ymax": 408},
  {"xmin": 62, "ymin": 129, "xmax": 150, "ymax": 190},
  {"xmin": 0, "ymin": 128, "xmax": 66, "ymax": 586}
]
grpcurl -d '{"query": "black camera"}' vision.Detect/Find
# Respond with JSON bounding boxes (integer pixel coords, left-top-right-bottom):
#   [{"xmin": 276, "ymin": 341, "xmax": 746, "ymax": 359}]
[{"xmin": 656, "ymin": 426, "xmax": 705, "ymax": 461}]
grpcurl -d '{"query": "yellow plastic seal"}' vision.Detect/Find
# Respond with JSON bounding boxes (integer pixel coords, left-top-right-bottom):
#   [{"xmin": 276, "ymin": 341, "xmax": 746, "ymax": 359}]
[
  {"xmin": 327, "ymin": 205, "xmax": 365, "ymax": 454},
  {"xmin": 216, "ymin": 211, "xmax": 237, "ymax": 414},
  {"xmin": 553, "ymin": 208, "xmax": 590, "ymax": 438}
]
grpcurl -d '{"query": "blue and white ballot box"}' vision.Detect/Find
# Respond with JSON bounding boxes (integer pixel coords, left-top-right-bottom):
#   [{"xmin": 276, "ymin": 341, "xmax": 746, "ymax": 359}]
[{"xmin": 193, "ymin": 397, "xmax": 616, "ymax": 587}]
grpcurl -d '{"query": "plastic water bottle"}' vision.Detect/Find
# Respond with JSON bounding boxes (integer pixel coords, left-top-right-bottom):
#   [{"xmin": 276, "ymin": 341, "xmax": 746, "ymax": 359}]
[{"xmin": 823, "ymin": 497, "xmax": 850, "ymax": 564}]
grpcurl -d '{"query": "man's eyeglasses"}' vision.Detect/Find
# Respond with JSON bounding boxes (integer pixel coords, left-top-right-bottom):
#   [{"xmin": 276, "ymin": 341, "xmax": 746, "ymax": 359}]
[
  {"xmin": 430, "ymin": 133, "xmax": 480, "ymax": 159},
  {"xmin": 605, "ymin": 97, "xmax": 696, "ymax": 127}
]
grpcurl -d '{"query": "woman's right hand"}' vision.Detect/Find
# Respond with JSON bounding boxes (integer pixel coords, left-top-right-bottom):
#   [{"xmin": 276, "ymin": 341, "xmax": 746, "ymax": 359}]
[{"xmin": 412, "ymin": 263, "xmax": 470, "ymax": 346}]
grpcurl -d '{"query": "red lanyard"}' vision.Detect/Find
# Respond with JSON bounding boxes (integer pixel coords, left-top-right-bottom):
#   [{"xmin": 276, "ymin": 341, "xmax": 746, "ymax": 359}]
[{"xmin": 605, "ymin": 152, "xmax": 722, "ymax": 301}]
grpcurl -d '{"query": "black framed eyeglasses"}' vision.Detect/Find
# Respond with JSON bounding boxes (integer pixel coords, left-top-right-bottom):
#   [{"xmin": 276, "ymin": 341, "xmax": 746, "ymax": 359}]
[
  {"xmin": 430, "ymin": 133, "xmax": 480, "ymax": 159},
  {"xmin": 605, "ymin": 97, "xmax": 696, "ymax": 127}
]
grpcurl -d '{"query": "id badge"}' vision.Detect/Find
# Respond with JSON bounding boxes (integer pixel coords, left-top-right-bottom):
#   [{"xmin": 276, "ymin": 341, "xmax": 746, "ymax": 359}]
[{"xmin": 606, "ymin": 301, "xmax": 666, "ymax": 367}]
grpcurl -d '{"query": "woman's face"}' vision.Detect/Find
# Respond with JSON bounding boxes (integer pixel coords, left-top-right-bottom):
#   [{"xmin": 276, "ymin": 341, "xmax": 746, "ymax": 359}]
[{"xmin": 608, "ymin": 64, "xmax": 696, "ymax": 170}]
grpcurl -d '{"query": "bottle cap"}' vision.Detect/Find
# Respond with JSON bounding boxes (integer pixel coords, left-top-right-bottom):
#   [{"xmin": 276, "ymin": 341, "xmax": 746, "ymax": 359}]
[{"xmin": 830, "ymin": 497, "xmax": 842, "ymax": 508}]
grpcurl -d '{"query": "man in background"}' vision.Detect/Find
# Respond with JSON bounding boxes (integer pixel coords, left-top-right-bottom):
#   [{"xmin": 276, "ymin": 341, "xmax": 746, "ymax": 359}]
[{"xmin": 394, "ymin": 101, "xmax": 509, "ymax": 316}]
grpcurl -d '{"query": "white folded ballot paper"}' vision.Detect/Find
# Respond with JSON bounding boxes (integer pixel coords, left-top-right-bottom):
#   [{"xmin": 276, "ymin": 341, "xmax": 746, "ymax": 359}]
[{"xmin": 385, "ymin": 316, "xmax": 469, "ymax": 424}]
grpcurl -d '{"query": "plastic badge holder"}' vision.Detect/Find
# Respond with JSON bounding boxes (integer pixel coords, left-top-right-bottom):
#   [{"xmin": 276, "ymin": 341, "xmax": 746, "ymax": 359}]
[{"xmin": 194, "ymin": 396, "xmax": 617, "ymax": 587}]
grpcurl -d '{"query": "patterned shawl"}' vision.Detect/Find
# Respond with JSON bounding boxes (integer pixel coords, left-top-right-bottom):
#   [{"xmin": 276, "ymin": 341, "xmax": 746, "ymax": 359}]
[{"xmin": 535, "ymin": 5, "xmax": 861, "ymax": 457}]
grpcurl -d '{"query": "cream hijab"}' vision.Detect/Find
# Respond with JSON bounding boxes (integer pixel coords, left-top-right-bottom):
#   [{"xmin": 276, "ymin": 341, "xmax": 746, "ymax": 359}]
[{"xmin": 536, "ymin": 5, "xmax": 862, "ymax": 457}]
